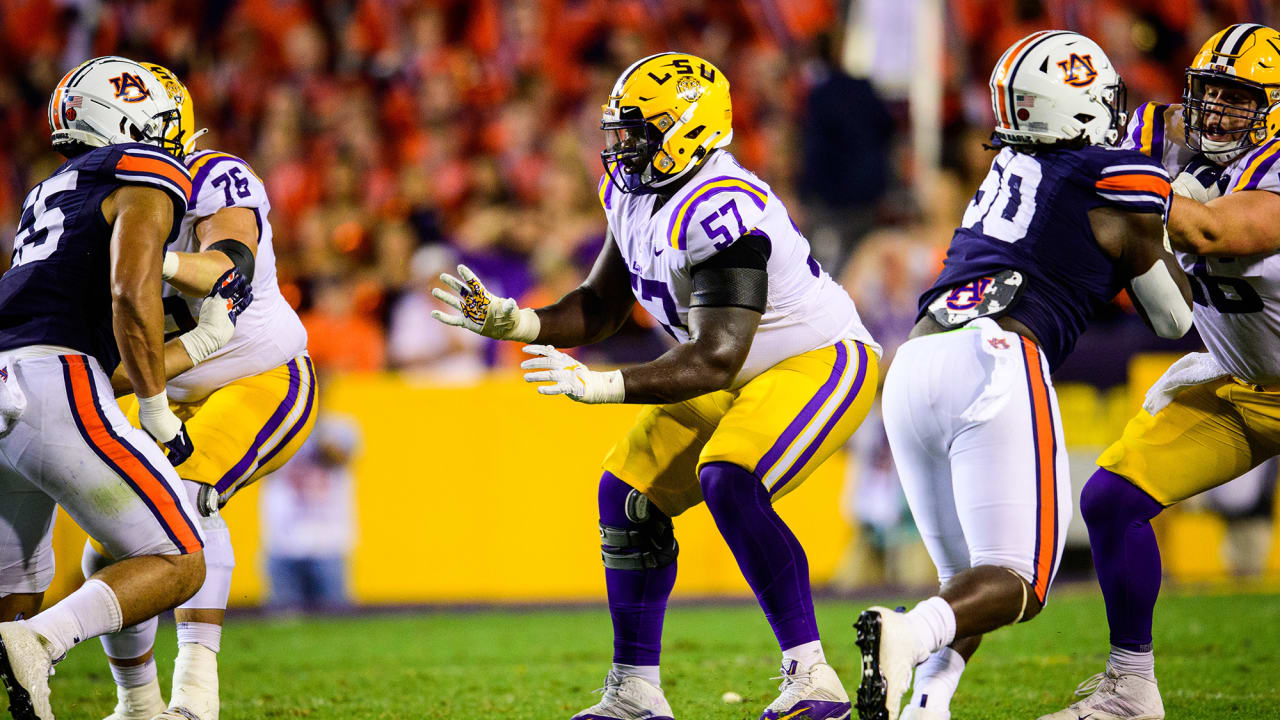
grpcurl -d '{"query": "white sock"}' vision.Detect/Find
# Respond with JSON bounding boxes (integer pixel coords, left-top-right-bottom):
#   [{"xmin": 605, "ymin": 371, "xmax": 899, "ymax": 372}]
[
  {"xmin": 110, "ymin": 657, "xmax": 158, "ymax": 689},
  {"xmin": 177, "ymin": 622, "xmax": 223, "ymax": 654},
  {"xmin": 1108, "ymin": 645, "xmax": 1155, "ymax": 681},
  {"xmin": 612, "ymin": 663, "xmax": 661, "ymax": 688},
  {"xmin": 908, "ymin": 646, "xmax": 965, "ymax": 715},
  {"xmin": 24, "ymin": 578, "xmax": 122, "ymax": 661},
  {"xmin": 781, "ymin": 639, "xmax": 826, "ymax": 671},
  {"xmin": 904, "ymin": 597, "xmax": 956, "ymax": 661}
]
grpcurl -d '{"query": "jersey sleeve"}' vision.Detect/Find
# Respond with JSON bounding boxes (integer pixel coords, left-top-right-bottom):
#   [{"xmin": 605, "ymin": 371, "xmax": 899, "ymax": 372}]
[
  {"xmin": 665, "ymin": 173, "xmax": 770, "ymax": 265},
  {"xmin": 1227, "ymin": 137, "xmax": 1280, "ymax": 194},
  {"xmin": 1091, "ymin": 150, "xmax": 1172, "ymax": 218},
  {"xmin": 186, "ymin": 151, "xmax": 269, "ymax": 218},
  {"xmin": 107, "ymin": 145, "xmax": 192, "ymax": 243},
  {"xmin": 1120, "ymin": 102, "xmax": 1171, "ymax": 158}
]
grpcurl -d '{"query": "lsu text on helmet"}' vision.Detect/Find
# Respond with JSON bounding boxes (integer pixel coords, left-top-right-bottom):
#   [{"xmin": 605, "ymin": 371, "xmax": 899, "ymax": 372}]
[
  {"xmin": 47, "ymin": 56, "xmax": 184, "ymax": 158},
  {"xmin": 142, "ymin": 62, "xmax": 208, "ymax": 157},
  {"xmin": 989, "ymin": 31, "xmax": 1126, "ymax": 149},
  {"xmin": 1183, "ymin": 23, "xmax": 1280, "ymax": 164},
  {"xmin": 600, "ymin": 52, "xmax": 732, "ymax": 194}
]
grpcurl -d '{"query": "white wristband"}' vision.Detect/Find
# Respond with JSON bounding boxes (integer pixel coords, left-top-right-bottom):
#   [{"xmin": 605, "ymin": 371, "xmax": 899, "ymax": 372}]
[
  {"xmin": 509, "ymin": 307, "xmax": 541, "ymax": 343},
  {"xmin": 137, "ymin": 391, "xmax": 179, "ymax": 441},
  {"xmin": 162, "ymin": 251, "xmax": 180, "ymax": 281},
  {"xmin": 583, "ymin": 369, "xmax": 626, "ymax": 404}
]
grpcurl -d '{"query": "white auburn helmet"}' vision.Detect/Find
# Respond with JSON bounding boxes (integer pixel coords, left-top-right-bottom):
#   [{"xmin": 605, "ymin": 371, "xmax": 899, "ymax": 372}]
[
  {"xmin": 47, "ymin": 56, "xmax": 183, "ymax": 157},
  {"xmin": 989, "ymin": 31, "xmax": 1126, "ymax": 147}
]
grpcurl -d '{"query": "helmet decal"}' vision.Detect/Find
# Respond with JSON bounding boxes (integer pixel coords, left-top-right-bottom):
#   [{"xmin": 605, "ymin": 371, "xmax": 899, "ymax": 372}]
[
  {"xmin": 108, "ymin": 73, "xmax": 152, "ymax": 103},
  {"xmin": 1057, "ymin": 54, "xmax": 1097, "ymax": 88}
]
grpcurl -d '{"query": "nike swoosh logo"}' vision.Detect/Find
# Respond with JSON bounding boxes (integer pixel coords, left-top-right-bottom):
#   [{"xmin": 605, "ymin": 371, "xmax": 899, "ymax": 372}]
[
  {"xmin": 777, "ymin": 708, "xmax": 811, "ymax": 720},
  {"xmin": 638, "ymin": 95, "xmax": 655, "ymax": 101},
  {"xmin": 654, "ymin": 247, "xmax": 664, "ymax": 256}
]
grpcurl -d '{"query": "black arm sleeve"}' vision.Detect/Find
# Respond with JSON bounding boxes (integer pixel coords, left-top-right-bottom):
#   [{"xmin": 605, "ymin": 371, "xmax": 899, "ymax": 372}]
[
  {"xmin": 207, "ymin": 238, "xmax": 256, "ymax": 282},
  {"xmin": 689, "ymin": 231, "xmax": 770, "ymax": 312}
]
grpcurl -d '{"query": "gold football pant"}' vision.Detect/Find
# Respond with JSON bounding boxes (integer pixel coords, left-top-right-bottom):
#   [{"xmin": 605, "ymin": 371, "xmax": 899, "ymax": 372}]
[{"xmin": 603, "ymin": 339, "xmax": 878, "ymax": 517}]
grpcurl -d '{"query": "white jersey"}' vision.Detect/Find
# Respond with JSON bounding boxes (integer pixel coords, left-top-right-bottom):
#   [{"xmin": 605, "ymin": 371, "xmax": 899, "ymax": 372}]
[
  {"xmin": 1123, "ymin": 102, "xmax": 1280, "ymax": 385},
  {"xmin": 598, "ymin": 150, "xmax": 879, "ymax": 386},
  {"xmin": 164, "ymin": 150, "xmax": 308, "ymax": 402}
]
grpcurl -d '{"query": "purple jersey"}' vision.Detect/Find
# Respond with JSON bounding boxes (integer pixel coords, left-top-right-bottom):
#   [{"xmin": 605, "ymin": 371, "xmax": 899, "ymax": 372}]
[
  {"xmin": 0, "ymin": 143, "xmax": 190, "ymax": 372},
  {"xmin": 919, "ymin": 144, "xmax": 1171, "ymax": 370}
]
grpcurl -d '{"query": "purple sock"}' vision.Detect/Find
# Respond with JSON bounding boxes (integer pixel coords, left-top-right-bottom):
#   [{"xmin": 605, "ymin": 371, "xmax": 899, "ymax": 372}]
[
  {"xmin": 700, "ymin": 461, "xmax": 819, "ymax": 651},
  {"xmin": 599, "ymin": 472, "xmax": 677, "ymax": 666},
  {"xmin": 1080, "ymin": 468, "xmax": 1165, "ymax": 652}
]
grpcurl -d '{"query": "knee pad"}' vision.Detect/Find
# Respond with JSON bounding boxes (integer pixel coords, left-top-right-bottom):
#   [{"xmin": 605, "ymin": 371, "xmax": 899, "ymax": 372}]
[
  {"xmin": 100, "ymin": 615, "xmax": 159, "ymax": 661},
  {"xmin": 179, "ymin": 514, "xmax": 235, "ymax": 611},
  {"xmin": 1081, "ymin": 469, "xmax": 1163, "ymax": 528},
  {"xmin": 598, "ymin": 473, "xmax": 678, "ymax": 571}
]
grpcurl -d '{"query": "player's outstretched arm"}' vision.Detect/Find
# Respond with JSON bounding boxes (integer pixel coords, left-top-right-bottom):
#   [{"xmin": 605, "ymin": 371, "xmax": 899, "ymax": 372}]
[
  {"xmin": 1168, "ymin": 190, "xmax": 1280, "ymax": 256},
  {"xmin": 432, "ymin": 230, "xmax": 636, "ymax": 347},
  {"xmin": 1089, "ymin": 206, "xmax": 1193, "ymax": 338},
  {"xmin": 103, "ymin": 185, "xmax": 194, "ymax": 464},
  {"xmin": 164, "ymin": 206, "xmax": 259, "ymax": 296}
]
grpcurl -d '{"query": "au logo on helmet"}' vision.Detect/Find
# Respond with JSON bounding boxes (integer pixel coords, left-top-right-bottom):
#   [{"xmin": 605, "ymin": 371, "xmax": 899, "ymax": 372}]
[
  {"xmin": 108, "ymin": 73, "xmax": 151, "ymax": 103},
  {"xmin": 1057, "ymin": 53, "xmax": 1097, "ymax": 87}
]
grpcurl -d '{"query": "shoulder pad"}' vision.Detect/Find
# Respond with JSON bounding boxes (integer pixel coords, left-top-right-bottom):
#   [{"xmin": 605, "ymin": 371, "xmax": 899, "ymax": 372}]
[
  {"xmin": 187, "ymin": 151, "xmax": 268, "ymax": 216},
  {"xmin": 1228, "ymin": 138, "xmax": 1280, "ymax": 194},
  {"xmin": 1092, "ymin": 149, "xmax": 1171, "ymax": 216},
  {"xmin": 665, "ymin": 173, "xmax": 769, "ymax": 264},
  {"xmin": 1123, "ymin": 102, "xmax": 1172, "ymax": 158},
  {"xmin": 108, "ymin": 144, "xmax": 192, "ymax": 213}
]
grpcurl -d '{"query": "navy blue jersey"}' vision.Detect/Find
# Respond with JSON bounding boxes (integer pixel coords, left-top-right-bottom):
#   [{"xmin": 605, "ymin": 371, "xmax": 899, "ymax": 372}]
[
  {"xmin": 0, "ymin": 143, "xmax": 190, "ymax": 372},
  {"xmin": 919, "ymin": 144, "xmax": 1171, "ymax": 370}
]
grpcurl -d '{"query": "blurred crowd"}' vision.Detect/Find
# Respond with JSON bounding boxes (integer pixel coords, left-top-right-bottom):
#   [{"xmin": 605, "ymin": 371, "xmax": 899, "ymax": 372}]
[{"xmin": 0, "ymin": 0, "xmax": 1274, "ymax": 380}]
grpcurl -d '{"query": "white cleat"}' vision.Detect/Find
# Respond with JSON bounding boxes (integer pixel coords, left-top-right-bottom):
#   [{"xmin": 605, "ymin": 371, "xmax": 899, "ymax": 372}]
[
  {"xmin": 154, "ymin": 644, "xmax": 219, "ymax": 720},
  {"xmin": 760, "ymin": 660, "xmax": 851, "ymax": 719},
  {"xmin": 0, "ymin": 622, "xmax": 54, "ymax": 720},
  {"xmin": 103, "ymin": 678, "xmax": 166, "ymax": 720},
  {"xmin": 854, "ymin": 607, "xmax": 924, "ymax": 720},
  {"xmin": 899, "ymin": 705, "xmax": 949, "ymax": 720},
  {"xmin": 1037, "ymin": 668, "xmax": 1164, "ymax": 720},
  {"xmin": 570, "ymin": 670, "xmax": 674, "ymax": 720}
]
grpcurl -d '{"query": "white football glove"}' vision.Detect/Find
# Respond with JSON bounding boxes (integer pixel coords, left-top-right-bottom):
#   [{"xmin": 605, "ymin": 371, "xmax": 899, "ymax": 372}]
[
  {"xmin": 431, "ymin": 264, "xmax": 540, "ymax": 342},
  {"xmin": 1171, "ymin": 156, "xmax": 1226, "ymax": 204},
  {"xmin": 521, "ymin": 345, "xmax": 624, "ymax": 404},
  {"xmin": 178, "ymin": 294, "xmax": 236, "ymax": 365}
]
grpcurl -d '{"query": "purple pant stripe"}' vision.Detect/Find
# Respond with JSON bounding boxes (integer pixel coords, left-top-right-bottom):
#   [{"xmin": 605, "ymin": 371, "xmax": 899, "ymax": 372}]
[
  {"xmin": 215, "ymin": 358, "xmax": 302, "ymax": 493},
  {"xmin": 770, "ymin": 342, "xmax": 869, "ymax": 495},
  {"xmin": 254, "ymin": 357, "xmax": 317, "ymax": 473},
  {"xmin": 753, "ymin": 341, "xmax": 849, "ymax": 479}
]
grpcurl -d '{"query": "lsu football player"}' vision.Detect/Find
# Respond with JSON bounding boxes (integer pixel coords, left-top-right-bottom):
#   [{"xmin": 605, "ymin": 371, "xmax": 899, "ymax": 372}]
[
  {"xmin": 81, "ymin": 64, "xmax": 315, "ymax": 720},
  {"xmin": 1041, "ymin": 24, "xmax": 1280, "ymax": 720},
  {"xmin": 0, "ymin": 56, "xmax": 252, "ymax": 720},
  {"xmin": 434, "ymin": 52, "xmax": 881, "ymax": 720},
  {"xmin": 851, "ymin": 32, "xmax": 1195, "ymax": 720}
]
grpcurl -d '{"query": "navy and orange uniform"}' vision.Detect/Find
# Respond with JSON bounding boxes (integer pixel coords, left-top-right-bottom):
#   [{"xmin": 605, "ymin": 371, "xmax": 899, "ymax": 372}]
[
  {"xmin": 0, "ymin": 142, "xmax": 190, "ymax": 373},
  {"xmin": 919, "ymin": 144, "xmax": 1172, "ymax": 370},
  {"xmin": 0, "ymin": 143, "xmax": 202, "ymax": 597}
]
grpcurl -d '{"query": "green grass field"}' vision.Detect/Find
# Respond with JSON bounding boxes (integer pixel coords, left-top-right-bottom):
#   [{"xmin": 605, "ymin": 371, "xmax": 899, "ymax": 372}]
[{"xmin": 44, "ymin": 588, "xmax": 1280, "ymax": 719}]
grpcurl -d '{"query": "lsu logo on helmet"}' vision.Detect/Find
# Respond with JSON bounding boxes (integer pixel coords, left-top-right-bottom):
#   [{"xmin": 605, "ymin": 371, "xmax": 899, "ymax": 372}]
[
  {"xmin": 1057, "ymin": 54, "xmax": 1097, "ymax": 87},
  {"xmin": 600, "ymin": 52, "xmax": 732, "ymax": 194},
  {"xmin": 108, "ymin": 72, "xmax": 152, "ymax": 103}
]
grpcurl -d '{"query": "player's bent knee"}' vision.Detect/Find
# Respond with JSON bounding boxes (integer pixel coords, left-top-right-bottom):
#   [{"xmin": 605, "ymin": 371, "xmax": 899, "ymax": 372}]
[
  {"xmin": 1080, "ymin": 468, "xmax": 1163, "ymax": 529},
  {"xmin": 598, "ymin": 472, "xmax": 678, "ymax": 571},
  {"xmin": 697, "ymin": 461, "xmax": 758, "ymax": 516},
  {"xmin": 163, "ymin": 549, "xmax": 208, "ymax": 602}
]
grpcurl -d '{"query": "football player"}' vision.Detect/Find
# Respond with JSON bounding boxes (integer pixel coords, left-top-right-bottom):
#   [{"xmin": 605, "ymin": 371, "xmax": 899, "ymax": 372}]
[
  {"xmin": 1041, "ymin": 23, "xmax": 1280, "ymax": 720},
  {"xmin": 80, "ymin": 64, "xmax": 315, "ymax": 720},
  {"xmin": 0, "ymin": 56, "xmax": 248, "ymax": 720},
  {"xmin": 851, "ymin": 32, "xmax": 1195, "ymax": 720},
  {"xmin": 434, "ymin": 52, "xmax": 881, "ymax": 720}
]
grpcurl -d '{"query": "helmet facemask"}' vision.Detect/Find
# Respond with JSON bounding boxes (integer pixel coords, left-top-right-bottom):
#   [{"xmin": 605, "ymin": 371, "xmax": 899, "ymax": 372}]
[
  {"xmin": 601, "ymin": 106, "xmax": 671, "ymax": 194},
  {"xmin": 1183, "ymin": 71, "xmax": 1273, "ymax": 163}
]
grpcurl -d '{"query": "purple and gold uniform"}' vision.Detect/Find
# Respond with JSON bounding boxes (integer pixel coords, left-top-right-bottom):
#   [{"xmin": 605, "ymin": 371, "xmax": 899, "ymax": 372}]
[
  {"xmin": 117, "ymin": 148, "xmax": 314, "ymax": 506},
  {"xmin": 1099, "ymin": 100, "xmax": 1280, "ymax": 505}
]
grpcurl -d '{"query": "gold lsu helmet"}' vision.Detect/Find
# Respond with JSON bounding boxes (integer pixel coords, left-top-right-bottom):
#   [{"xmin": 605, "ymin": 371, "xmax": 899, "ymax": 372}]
[
  {"xmin": 601, "ymin": 52, "xmax": 732, "ymax": 193},
  {"xmin": 1183, "ymin": 23, "xmax": 1280, "ymax": 163},
  {"xmin": 141, "ymin": 62, "xmax": 206, "ymax": 157}
]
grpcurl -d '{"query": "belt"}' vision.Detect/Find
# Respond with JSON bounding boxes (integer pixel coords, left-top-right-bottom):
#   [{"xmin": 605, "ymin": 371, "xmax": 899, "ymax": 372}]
[{"xmin": 1231, "ymin": 376, "xmax": 1280, "ymax": 393}]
